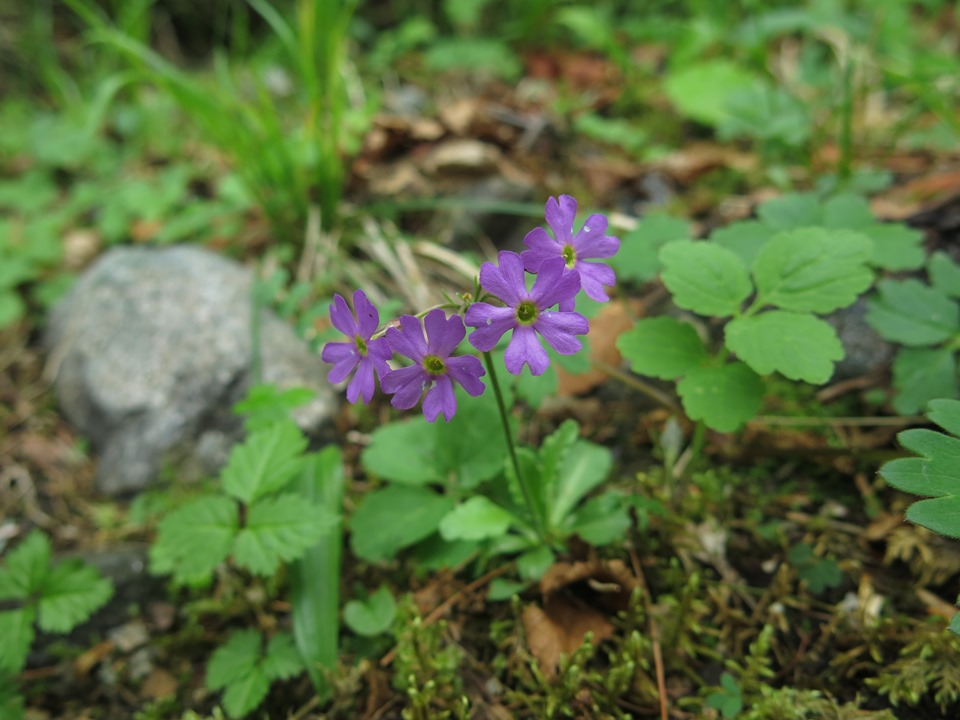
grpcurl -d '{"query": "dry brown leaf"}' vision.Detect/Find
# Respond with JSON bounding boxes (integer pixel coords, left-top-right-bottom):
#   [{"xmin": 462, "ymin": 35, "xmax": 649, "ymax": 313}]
[
  {"xmin": 556, "ymin": 300, "xmax": 633, "ymax": 396},
  {"xmin": 421, "ymin": 139, "xmax": 502, "ymax": 176},
  {"xmin": 141, "ymin": 667, "xmax": 178, "ymax": 700},
  {"xmin": 73, "ymin": 640, "xmax": 113, "ymax": 676}
]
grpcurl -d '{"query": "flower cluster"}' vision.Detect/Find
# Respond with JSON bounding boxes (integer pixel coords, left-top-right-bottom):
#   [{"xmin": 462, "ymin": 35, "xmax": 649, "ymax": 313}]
[{"xmin": 321, "ymin": 195, "xmax": 620, "ymax": 421}]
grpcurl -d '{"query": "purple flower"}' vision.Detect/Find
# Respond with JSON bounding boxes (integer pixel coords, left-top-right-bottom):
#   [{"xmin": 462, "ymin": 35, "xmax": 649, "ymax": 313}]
[
  {"xmin": 381, "ymin": 309, "xmax": 486, "ymax": 422},
  {"xmin": 521, "ymin": 194, "xmax": 620, "ymax": 311},
  {"xmin": 321, "ymin": 290, "xmax": 392, "ymax": 404},
  {"xmin": 465, "ymin": 251, "xmax": 589, "ymax": 376}
]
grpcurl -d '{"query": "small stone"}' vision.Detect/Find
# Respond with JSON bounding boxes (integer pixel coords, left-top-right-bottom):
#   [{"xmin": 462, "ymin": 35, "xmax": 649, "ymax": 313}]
[{"xmin": 108, "ymin": 620, "xmax": 149, "ymax": 653}]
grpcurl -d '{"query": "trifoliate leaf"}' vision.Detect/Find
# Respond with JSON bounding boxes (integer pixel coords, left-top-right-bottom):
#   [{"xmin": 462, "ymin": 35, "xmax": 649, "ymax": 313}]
[
  {"xmin": 439, "ymin": 497, "xmax": 519, "ymax": 541},
  {"xmin": 751, "ymin": 228, "xmax": 873, "ymax": 314},
  {"xmin": 151, "ymin": 496, "xmax": 239, "ymax": 584},
  {"xmin": 756, "ymin": 192, "xmax": 822, "ymax": 230},
  {"xmin": 659, "ymin": 241, "xmax": 752, "ymax": 318},
  {"xmin": 930, "ymin": 252, "xmax": 960, "ymax": 298},
  {"xmin": 725, "ymin": 312, "xmax": 843, "ymax": 383},
  {"xmin": 929, "ymin": 399, "xmax": 960, "ymax": 437},
  {"xmin": 262, "ymin": 632, "xmax": 303, "ymax": 680},
  {"xmin": 866, "ymin": 279, "xmax": 959, "ymax": 346},
  {"xmin": 232, "ymin": 494, "xmax": 332, "ymax": 576},
  {"xmin": 343, "ymin": 587, "xmax": 397, "ymax": 637},
  {"xmin": 36, "ymin": 560, "xmax": 112, "ymax": 633},
  {"xmin": 891, "ymin": 347, "xmax": 958, "ymax": 414},
  {"xmin": 221, "ymin": 670, "xmax": 270, "ymax": 720},
  {"xmin": 906, "ymin": 496, "xmax": 960, "ymax": 540},
  {"xmin": 350, "ymin": 485, "xmax": 456, "ymax": 563},
  {"xmin": 0, "ymin": 531, "xmax": 51, "ymax": 597},
  {"xmin": 611, "ymin": 213, "xmax": 691, "ymax": 283},
  {"xmin": 0, "ymin": 608, "xmax": 35, "ymax": 673},
  {"xmin": 617, "ymin": 317, "xmax": 708, "ymax": 380},
  {"xmin": 706, "ymin": 672, "xmax": 743, "ymax": 719},
  {"xmin": 709, "ymin": 220, "xmax": 773, "ymax": 267},
  {"xmin": 677, "ymin": 362, "xmax": 764, "ymax": 432},
  {"xmin": 206, "ymin": 630, "xmax": 262, "ymax": 691},
  {"xmin": 221, "ymin": 421, "xmax": 308, "ymax": 504}
]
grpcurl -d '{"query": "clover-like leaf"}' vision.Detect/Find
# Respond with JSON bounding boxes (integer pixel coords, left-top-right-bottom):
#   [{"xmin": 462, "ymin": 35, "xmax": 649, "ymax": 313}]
[
  {"xmin": 891, "ymin": 347, "xmax": 958, "ymax": 415},
  {"xmin": 929, "ymin": 398, "xmax": 960, "ymax": 437},
  {"xmin": 221, "ymin": 421, "xmax": 308, "ymax": 504},
  {"xmin": 867, "ymin": 279, "xmax": 959, "ymax": 346},
  {"xmin": 709, "ymin": 220, "xmax": 773, "ymax": 267},
  {"xmin": 660, "ymin": 240, "xmax": 752, "ymax": 318},
  {"xmin": 343, "ymin": 587, "xmax": 397, "ymax": 637},
  {"xmin": 233, "ymin": 494, "xmax": 333, "ymax": 576},
  {"xmin": 206, "ymin": 630, "xmax": 271, "ymax": 719},
  {"xmin": 725, "ymin": 311, "xmax": 843, "ymax": 384},
  {"xmin": 677, "ymin": 362, "xmax": 764, "ymax": 432},
  {"xmin": 751, "ymin": 228, "xmax": 873, "ymax": 314},
  {"xmin": 611, "ymin": 213, "xmax": 691, "ymax": 283},
  {"xmin": 617, "ymin": 317, "xmax": 708, "ymax": 380}
]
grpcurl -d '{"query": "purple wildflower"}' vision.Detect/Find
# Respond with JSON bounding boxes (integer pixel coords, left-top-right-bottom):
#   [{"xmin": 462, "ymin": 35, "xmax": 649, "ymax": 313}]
[
  {"xmin": 465, "ymin": 251, "xmax": 589, "ymax": 376},
  {"xmin": 381, "ymin": 309, "xmax": 486, "ymax": 422},
  {"xmin": 521, "ymin": 194, "xmax": 620, "ymax": 311},
  {"xmin": 321, "ymin": 290, "xmax": 392, "ymax": 404}
]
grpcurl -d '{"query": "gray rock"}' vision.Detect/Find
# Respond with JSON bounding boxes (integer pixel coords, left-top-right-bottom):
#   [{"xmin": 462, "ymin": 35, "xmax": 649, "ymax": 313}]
[
  {"xmin": 827, "ymin": 298, "xmax": 896, "ymax": 380},
  {"xmin": 45, "ymin": 245, "xmax": 336, "ymax": 496}
]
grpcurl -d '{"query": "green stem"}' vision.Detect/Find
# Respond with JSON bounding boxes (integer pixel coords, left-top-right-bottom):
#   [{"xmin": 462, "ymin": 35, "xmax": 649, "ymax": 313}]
[{"xmin": 482, "ymin": 351, "xmax": 546, "ymax": 543}]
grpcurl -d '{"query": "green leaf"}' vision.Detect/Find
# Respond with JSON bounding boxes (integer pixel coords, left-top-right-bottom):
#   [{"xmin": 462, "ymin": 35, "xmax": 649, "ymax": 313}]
[
  {"xmin": 664, "ymin": 60, "xmax": 762, "ymax": 126},
  {"xmin": 537, "ymin": 420, "xmax": 579, "ymax": 522},
  {"xmin": 516, "ymin": 544, "xmax": 555, "ymax": 581},
  {"xmin": 221, "ymin": 670, "xmax": 270, "ymax": 719},
  {"xmin": 751, "ymin": 228, "xmax": 873, "ymax": 313},
  {"xmin": 929, "ymin": 399, "xmax": 960, "ymax": 437},
  {"xmin": 207, "ymin": 630, "xmax": 262, "ymax": 691},
  {"xmin": 677, "ymin": 362, "xmax": 764, "ymax": 432},
  {"xmin": 725, "ymin": 312, "xmax": 843, "ymax": 383},
  {"xmin": 617, "ymin": 317, "xmax": 708, "ymax": 379},
  {"xmin": 906, "ymin": 495, "xmax": 960, "ymax": 539},
  {"xmin": 361, "ymin": 417, "xmax": 438, "ymax": 485},
  {"xmin": 37, "ymin": 560, "xmax": 113, "ymax": 633},
  {"xmin": 950, "ymin": 613, "xmax": 960, "ymax": 637},
  {"xmin": 659, "ymin": 241, "xmax": 752, "ymax": 318},
  {"xmin": 756, "ymin": 192, "xmax": 822, "ymax": 230},
  {"xmin": 220, "ymin": 421, "xmax": 308, "ymax": 504},
  {"xmin": 611, "ymin": 213, "xmax": 691, "ymax": 283},
  {"xmin": 566, "ymin": 492, "xmax": 632, "ymax": 546},
  {"xmin": 879, "ymin": 457, "xmax": 930, "ymax": 496},
  {"xmin": 709, "ymin": 220, "xmax": 773, "ymax": 267},
  {"xmin": 822, "ymin": 193, "xmax": 874, "ymax": 228},
  {"xmin": 0, "ymin": 531, "xmax": 50, "ymax": 597},
  {"xmin": 0, "ymin": 292, "xmax": 26, "ymax": 329},
  {"xmin": 262, "ymin": 632, "xmax": 303, "ymax": 680},
  {"xmin": 439, "ymin": 497, "xmax": 519, "ymax": 541},
  {"xmin": 865, "ymin": 224, "xmax": 925, "ymax": 271},
  {"xmin": 350, "ymin": 485, "xmax": 456, "ymax": 563},
  {"xmin": 705, "ymin": 672, "xmax": 743, "ymax": 719},
  {"xmin": 867, "ymin": 279, "xmax": 959, "ymax": 346},
  {"xmin": 891, "ymin": 347, "xmax": 958, "ymax": 415},
  {"xmin": 343, "ymin": 587, "xmax": 397, "ymax": 637},
  {"xmin": 547, "ymin": 440, "xmax": 613, "ymax": 529},
  {"xmin": 893, "ymin": 429, "xmax": 960, "ymax": 497},
  {"xmin": 151, "ymin": 496, "xmax": 239, "ymax": 584},
  {"xmin": 233, "ymin": 494, "xmax": 333, "ymax": 576},
  {"xmin": 233, "ymin": 384, "xmax": 316, "ymax": 433},
  {"xmin": 0, "ymin": 671, "xmax": 24, "ymax": 720},
  {"xmin": 930, "ymin": 252, "xmax": 960, "ymax": 298},
  {"xmin": 0, "ymin": 608, "xmax": 35, "ymax": 673}
]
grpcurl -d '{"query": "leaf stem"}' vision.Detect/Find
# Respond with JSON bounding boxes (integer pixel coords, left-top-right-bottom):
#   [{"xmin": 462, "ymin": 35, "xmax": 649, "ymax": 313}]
[{"xmin": 482, "ymin": 351, "xmax": 546, "ymax": 543}]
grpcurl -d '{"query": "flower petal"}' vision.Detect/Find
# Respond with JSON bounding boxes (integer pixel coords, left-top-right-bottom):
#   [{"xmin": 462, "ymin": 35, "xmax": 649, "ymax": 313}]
[
  {"xmin": 573, "ymin": 214, "xmax": 620, "ymax": 259},
  {"xmin": 577, "ymin": 261, "xmax": 617, "ymax": 302},
  {"xmin": 329, "ymin": 294, "xmax": 359, "ymax": 337},
  {"xmin": 535, "ymin": 311, "xmax": 588, "ymax": 355},
  {"xmin": 521, "ymin": 227, "xmax": 561, "ymax": 272},
  {"xmin": 367, "ymin": 336, "xmax": 394, "ymax": 376},
  {"xmin": 529, "ymin": 258, "xmax": 580, "ymax": 309},
  {"xmin": 386, "ymin": 315, "xmax": 428, "ymax": 362},
  {"xmin": 422, "ymin": 375, "xmax": 457, "ymax": 422},
  {"xmin": 381, "ymin": 365, "xmax": 426, "ymax": 410},
  {"xmin": 352, "ymin": 289, "xmax": 381, "ymax": 338},
  {"xmin": 346, "ymin": 356, "xmax": 377, "ymax": 403},
  {"xmin": 465, "ymin": 303, "xmax": 516, "ymax": 351},
  {"xmin": 545, "ymin": 195, "xmax": 577, "ymax": 245},
  {"xmin": 505, "ymin": 326, "xmax": 549, "ymax": 376},
  {"xmin": 424, "ymin": 309, "xmax": 465, "ymax": 359},
  {"xmin": 446, "ymin": 355, "xmax": 486, "ymax": 397},
  {"xmin": 479, "ymin": 251, "xmax": 525, "ymax": 305}
]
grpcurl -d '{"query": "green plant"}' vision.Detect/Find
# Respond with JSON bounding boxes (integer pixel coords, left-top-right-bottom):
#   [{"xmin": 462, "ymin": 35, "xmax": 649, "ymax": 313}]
[
  {"xmin": 343, "ymin": 586, "xmax": 397, "ymax": 637},
  {"xmin": 0, "ymin": 530, "xmax": 114, "ymax": 719},
  {"xmin": 866, "ymin": 253, "xmax": 960, "ymax": 413}
]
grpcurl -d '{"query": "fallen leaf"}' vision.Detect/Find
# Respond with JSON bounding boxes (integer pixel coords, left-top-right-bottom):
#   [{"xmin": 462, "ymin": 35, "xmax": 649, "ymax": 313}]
[
  {"xmin": 74, "ymin": 640, "xmax": 113, "ymax": 676},
  {"xmin": 556, "ymin": 300, "xmax": 633, "ymax": 396},
  {"xmin": 141, "ymin": 667, "xmax": 178, "ymax": 700}
]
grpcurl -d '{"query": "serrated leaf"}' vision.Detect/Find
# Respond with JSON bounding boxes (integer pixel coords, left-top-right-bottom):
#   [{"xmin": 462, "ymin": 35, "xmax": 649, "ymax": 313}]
[
  {"xmin": 37, "ymin": 560, "xmax": 112, "ymax": 633},
  {"xmin": 547, "ymin": 440, "xmax": 612, "ymax": 528},
  {"xmin": 221, "ymin": 421, "xmax": 308, "ymax": 504},
  {"xmin": 0, "ymin": 608, "xmax": 35, "ymax": 673},
  {"xmin": 611, "ymin": 213, "xmax": 691, "ymax": 283},
  {"xmin": 221, "ymin": 669, "xmax": 270, "ymax": 719},
  {"xmin": 929, "ymin": 399, "xmax": 960, "ymax": 437},
  {"xmin": 233, "ymin": 494, "xmax": 333, "ymax": 576},
  {"xmin": 906, "ymin": 495, "xmax": 960, "ymax": 539},
  {"xmin": 343, "ymin": 587, "xmax": 397, "ymax": 637},
  {"xmin": 1, "ymin": 531, "xmax": 51, "ymax": 597},
  {"xmin": 538, "ymin": 420, "xmax": 579, "ymax": 522},
  {"xmin": 866, "ymin": 279, "xmax": 959, "ymax": 346},
  {"xmin": 756, "ymin": 192, "xmax": 821, "ymax": 230},
  {"xmin": 439, "ymin": 497, "xmax": 519, "ymax": 541},
  {"xmin": 350, "ymin": 486, "xmax": 456, "ymax": 563},
  {"xmin": 891, "ymin": 347, "xmax": 958, "ymax": 415},
  {"xmin": 709, "ymin": 220, "xmax": 772, "ymax": 267},
  {"xmin": 206, "ymin": 630, "xmax": 262, "ymax": 691},
  {"xmin": 152, "ymin": 496, "xmax": 239, "ymax": 584},
  {"xmin": 930, "ymin": 252, "xmax": 960, "ymax": 298},
  {"xmin": 677, "ymin": 362, "xmax": 764, "ymax": 432},
  {"xmin": 726, "ymin": 312, "xmax": 843, "ymax": 383},
  {"xmin": 262, "ymin": 633, "xmax": 303, "ymax": 680},
  {"xmin": 660, "ymin": 241, "xmax": 752, "ymax": 317},
  {"xmin": 617, "ymin": 317, "xmax": 707, "ymax": 379},
  {"xmin": 751, "ymin": 228, "xmax": 873, "ymax": 313}
]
